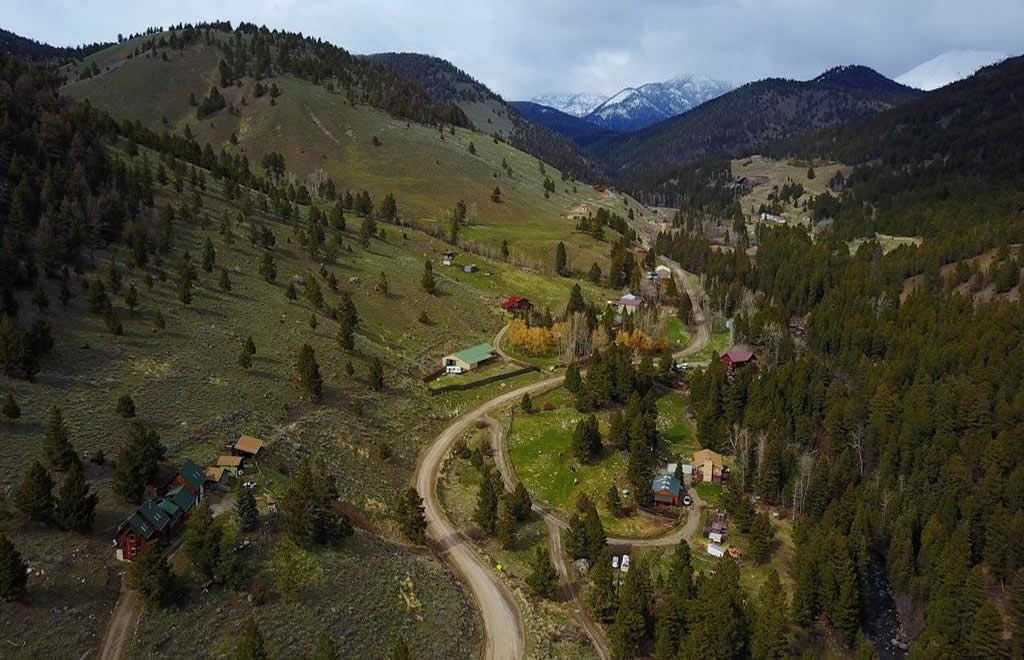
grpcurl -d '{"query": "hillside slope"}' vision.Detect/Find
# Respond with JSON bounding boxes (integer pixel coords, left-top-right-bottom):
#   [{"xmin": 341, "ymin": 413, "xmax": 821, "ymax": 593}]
[
  {"xmin": 367, "ymin": 51, "xmax": 606, "ymax": 182},
  {"xmin": 63, "ymin": 33, "xmax": 637, "ymax": 273},
  {"xmin": 589, "ymin": 65, "xmax": 920, "ymax": 186}
]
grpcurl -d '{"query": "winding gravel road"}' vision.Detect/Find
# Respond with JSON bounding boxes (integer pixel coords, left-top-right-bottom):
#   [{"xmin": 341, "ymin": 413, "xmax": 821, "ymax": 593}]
[
  {"xmin": 419, "ymin": 262, "xmax": 710, "ymax": 660},
  {"xmin": 415, "ymin": 377, "xmax": 564, "ymax": 660}
]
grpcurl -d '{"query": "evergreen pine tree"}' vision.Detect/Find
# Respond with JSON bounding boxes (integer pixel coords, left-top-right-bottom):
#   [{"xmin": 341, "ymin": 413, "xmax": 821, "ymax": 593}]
[
  {"xmin": 236, "ymin": 487, "xmax": 259, "ymax": 532},
  {"xmin": 235, "ymin": 617, "xmax": 268, "ymax": 660},
  {"xmin": 1009, "ymin": 569, "xmax": 1024, "ymax": 660},
  {"xmin": 564, "ymin": 513, "xmax": 589, "ymax": 559},
  {"xmin": 338, "ymin": 293, "xmax": 358, "ymax": 350},
  {"xmin": 245, "ymin": 336, "xmax": 256, "ymax": 356},
  {"xmin": 368, "ymin": 357, "xmax": 384, "ymax": 391},
  {"xmin": 832, "ymin": 553, "xmax": 860, "ymax": 646},
  {"xmin": 238, "ymin": 345, "xmax": 252, "ymax": 369},
  {"xmin": 124, "ymin": 283, "xmax": 138, "ymax": 313},
  {"xmin": 296, "ymin": 343, "xmax": 323, "ymax": 401},
  {"xmin": 565, "ymin": 363, "xmax": 583, "ymax": 395},
  {"xmin": 473, "ymin": 469, "xmax": 499, "ymax": 535},
  {"xmin": 116, "ymin": 393, "xmax": 136, "ymax": 418},
  {"xmin": 54, "ymin": 463, "xmax": 98, "ymax": 532},
  {"xmin": 752, "ymin": 569, "xmax": 790, "ymax": 660},
  {"xmin": 43, "ymin": 406, "xmax": 79, "ymax": 470},
  {"xmin": 15, "ymin": 460, "xmax": 54, "ymax": 522},
  {"xmin": 511, "ymin": 482, "xmax": 532, "ymax": 521},
  {"xmin": 114, "ymin": 421, "xmax": 166, "ymax": 503},
  {"xmin": 606, "ymin": 483, "xmax": 621, "ymax": 516},
  {"xmin": 749, "ymin": 512, "xmax": 775, "ymax": 564},
  {"xmin": 127, "ymin": 544, "xmax": 176, "ymax": 606},
  {"xmin": 527, "ymin": 546, "xmax": 557, "ymax": 598},
  {"xmin": 3, "ymin": 391, "xmax": 19, "ymax": 420},
  {"xmin": 202, "ymin": 238, "xmax": 216, "ymax": 272},
  {"xmin": 0, "ymin": 534, "xmax": 28, "ymax": 601},
  {"xmin": 496, "ymin": 499, "xmax": 516, "ymax": 549},
  {"xmin": 259, "ymin": 252, "xmax": 276, "ymax": 282},
  {"xmin": 555, "ymin": 241, "xmax": 568, "ymax": 276},
  {"xmin": 520, "ymin": 392, "xmax": 533, "ymax": 413},
  {"xmin": 395, "ymin": 487, "xmax": 427, "ymax": 544},
  {"xmin": 967, "ymin": 600, "xmax": 1006, "ymax": 660},
  {"xmin": 420, "ymin": 260, "xmax": 436, "ymax": 294},
  {"xmin": 589, "ymin": 549, "xmax": 617, "ymax": 621},
  {"xmin": 219, "ymin": 268, "xmax": 232, "ymax": 291}
]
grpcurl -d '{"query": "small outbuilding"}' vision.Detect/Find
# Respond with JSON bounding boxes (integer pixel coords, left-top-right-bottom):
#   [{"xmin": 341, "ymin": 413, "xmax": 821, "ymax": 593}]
[
  {"xmin": 615, "ymin": 293, "xmax": 642, "ymax": 314},
  {"xmin": 234, "ymin": 435, "xmax": 264, "ymax": 458},
  {"xmin": 217, "ymin": 455, "xmax": 244, "ymax": 472},
  {"xmin": 463, "ymin": 264, "xmax": 478, "ymax": 273},
  {"xmin": 651, "ymin": 475, "xmax": 682, "ymax": 506},
  {"xmin": 707, "ymin": 543, "xmax": 726, "ymax": 558},
  {"xmin": 442, "ymin": 343, "xmax": 496, "ymax": 374},
  {"xmin": 442, "ymin": 251, "xmax": 456, "ymax": 266}
]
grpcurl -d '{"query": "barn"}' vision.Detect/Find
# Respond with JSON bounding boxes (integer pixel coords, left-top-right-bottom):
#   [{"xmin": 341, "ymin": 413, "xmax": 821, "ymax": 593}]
[{"xmin": 441, "ymin": 343, "xmax": 496, "ymax": 374}]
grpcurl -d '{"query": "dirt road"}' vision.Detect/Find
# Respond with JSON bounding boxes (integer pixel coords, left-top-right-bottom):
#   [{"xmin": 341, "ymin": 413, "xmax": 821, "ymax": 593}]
[
  {"xmin": 98, "ymin": 581, "xmax": 140, "ymax": 660},
  {"xmin": 664, "ymin": 257, "xmax": 711, "ymax": 360},
  {"xmin": 415, "ymin": 378, "xmax": 564, "ymax": 660}
]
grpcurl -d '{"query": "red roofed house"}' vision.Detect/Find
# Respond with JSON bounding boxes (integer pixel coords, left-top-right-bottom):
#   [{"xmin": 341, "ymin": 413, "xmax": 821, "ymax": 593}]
[
  {"xmin": 720, "ymin": 347, "xmax": 756, "ymax": 375},
  {"xmin": 500, "ymin": 296, "xmax": 531, "ymax": 317}
]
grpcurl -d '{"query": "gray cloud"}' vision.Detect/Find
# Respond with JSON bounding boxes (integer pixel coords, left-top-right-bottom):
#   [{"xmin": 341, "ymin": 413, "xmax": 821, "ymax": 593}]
[{"xmin": 6, "ymin": 0, "xmax": 1022, "ymax": 97}]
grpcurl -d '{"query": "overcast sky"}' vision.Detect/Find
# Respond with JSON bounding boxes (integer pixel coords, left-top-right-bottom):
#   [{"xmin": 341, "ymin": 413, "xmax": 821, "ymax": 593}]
[{"xmin": 6, "ymin": 0, "xmax": 1022, "ymax": 98}]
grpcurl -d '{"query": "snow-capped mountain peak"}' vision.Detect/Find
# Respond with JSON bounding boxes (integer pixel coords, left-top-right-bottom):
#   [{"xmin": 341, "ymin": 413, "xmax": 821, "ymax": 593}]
[
  {"xmin": 896, "ymin": 50, "xmax": 1010, "ymax": 90},
  {"xmin": 528, "ymin": 92, "xmax": 607, "ymax": 117},
  {"xmin": 583, "ymin": 74, "xmax": 733, "ymax": 132}
]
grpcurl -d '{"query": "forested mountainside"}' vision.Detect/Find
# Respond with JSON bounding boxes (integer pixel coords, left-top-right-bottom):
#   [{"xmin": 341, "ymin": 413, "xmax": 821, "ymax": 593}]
[
  {"xmin": 82, "ymin": 21, "xmax": 471, "ymax": 128},
  {"xmin": 368, "ymin": 51, "xmax": 606, "ymax": 182},
  {"xmin": 0, "ymin": 27, "xmax": 111, "ymax": 64},
  {"xmin": 509, "ymin": 101, "xmax": 622, "ymax": 146},
  {"xmin": 647, "ymin": 52, "xmax": 1024, "ymax": 660},
  {"xmin": 589, "ymin": 66, "xmax": 921, "ymax": 192}
]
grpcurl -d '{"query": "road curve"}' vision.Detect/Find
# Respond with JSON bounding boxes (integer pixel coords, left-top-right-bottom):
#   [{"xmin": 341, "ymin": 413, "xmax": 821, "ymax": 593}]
[{"xmin": 414, "ymin": 376, "xmax": 564, "ymax": 660}]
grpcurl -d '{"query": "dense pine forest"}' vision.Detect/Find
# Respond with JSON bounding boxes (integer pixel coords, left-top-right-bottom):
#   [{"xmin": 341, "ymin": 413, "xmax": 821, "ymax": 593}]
[{"xmin": 646, "ymin": 54, "xmax": 1024, "ymax": 660}]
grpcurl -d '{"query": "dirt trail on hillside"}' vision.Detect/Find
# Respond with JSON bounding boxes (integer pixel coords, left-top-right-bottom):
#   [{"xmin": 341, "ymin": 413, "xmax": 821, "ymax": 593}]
[
  {"xmin": 98, "ymin": 582, "xmax": 139, "ymax": 660},
  {"xmin": 415, "ymin": 379, "xmax": 565, "ymax": 660}
]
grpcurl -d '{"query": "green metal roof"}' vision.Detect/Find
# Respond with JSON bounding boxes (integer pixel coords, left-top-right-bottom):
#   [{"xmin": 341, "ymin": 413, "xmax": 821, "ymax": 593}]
[
  {"xmin": 451, "ymin": 343, "xmax": 495, "ymax": 365},
  {"xmin": 122, "ymin": 511, "xmax": 157, "ymax": 540},
  {"xmin": 179, "ymin": 459, "xmax": 205, "ymax": 490},
  {"xmin": 139, "ymin": 499, "xmax": 172, "ymax": 531},
  {"xmin": 168, "ymin": 485, "xmax": 197, "ymax": 512}
]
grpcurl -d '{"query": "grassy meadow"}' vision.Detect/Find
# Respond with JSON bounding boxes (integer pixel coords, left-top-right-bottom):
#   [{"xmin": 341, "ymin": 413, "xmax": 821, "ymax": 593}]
[{"xmin": 504, "ymin": 388, "xmax": 695, "ymax": 538}]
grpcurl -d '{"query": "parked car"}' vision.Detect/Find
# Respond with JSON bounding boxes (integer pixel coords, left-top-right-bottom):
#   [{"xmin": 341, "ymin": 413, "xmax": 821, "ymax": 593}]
[
  {"xmin": 612, "ymin": 556, "xmax": 619, "ymax": 569},
  {"xmin": 682, "ymin": 495, "xmax": 692, "ymax": 506},
  {"xmin": 620, "ymin": 554, "xmax": 631, "ymax": 573}
]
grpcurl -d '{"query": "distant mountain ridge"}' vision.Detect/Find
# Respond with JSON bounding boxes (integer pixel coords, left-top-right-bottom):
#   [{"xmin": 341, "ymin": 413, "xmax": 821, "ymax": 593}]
[
  {"xmin": 528, "ymin": 92, "xmax": 607, "ymax": 117},
  {"xmin": 584, "ymin": 74, "xmax": 734, "ymax": 132},
  {"xmin": 509, "ymin": 101, "xmax": 621, "ymax": 146},
  {"xmin": 587, "ymin": 65, "xmax": 923, "ymax": 186},
  {"xmin": 896, "ymin": 50, "xmax": 1010, "ymax": 90}
]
